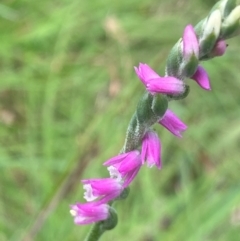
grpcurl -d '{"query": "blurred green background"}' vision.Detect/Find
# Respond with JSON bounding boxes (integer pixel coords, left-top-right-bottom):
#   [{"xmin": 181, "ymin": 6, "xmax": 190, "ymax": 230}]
[{"xmin": 1, "ymin": 0, "xmax": 240, "ymax": 240}]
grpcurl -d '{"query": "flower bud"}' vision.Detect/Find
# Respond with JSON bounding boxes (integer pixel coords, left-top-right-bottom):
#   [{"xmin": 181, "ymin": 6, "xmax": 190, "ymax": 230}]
[
  {"xmin": 210, "ymin": 39, "xmax": 227, "ymax": 57},
  {"xmin": 151, "ymin": 94, "xmax": 168, "ymax": 118},
  {"xmin": 182, "ymin": 25, "xmax": 199, "ymax": 60},
  {"xmin": 191, "ymin": 65, "xmax": 211, "ymax": 90},
  {"xmin": 221, "ymin": 5, "xmax": 240, "ymax": 39},
  {"xmin": 219, "ymin": 0, "xmax": 236, "ymax": 18},
  {"xmin": 199, "ymin": 10, "xmax": 222, "ymax": 57},
  {"xmin": 136, "ymin": 92, "xmax": 156, "ymax": 124},
  {"xmin": 166, "ymin": 41, "xmax": 183, "ymax": 79},
  {"xmin": 180, "ymin": 25, "xmax": 200, "ymax": 78},
  {"xmin": 101, "ymin": 207, "xmax": 118, "ymax": 230},
  {"xmin": 166, "ymin": 25, "xmax": 200, "ymax": 79}
]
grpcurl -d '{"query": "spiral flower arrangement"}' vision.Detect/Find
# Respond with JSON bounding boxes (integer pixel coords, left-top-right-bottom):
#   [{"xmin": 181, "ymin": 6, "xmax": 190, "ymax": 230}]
[{"xmin": 70, "ymin": 0, "xmax": 240, "ymax": 240}]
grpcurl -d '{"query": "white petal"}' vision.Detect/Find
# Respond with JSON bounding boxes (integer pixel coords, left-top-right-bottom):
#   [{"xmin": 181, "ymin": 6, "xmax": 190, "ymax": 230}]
[{"xmin": 83, "ymin": 184, "xmax": 97, "ymax": 201}]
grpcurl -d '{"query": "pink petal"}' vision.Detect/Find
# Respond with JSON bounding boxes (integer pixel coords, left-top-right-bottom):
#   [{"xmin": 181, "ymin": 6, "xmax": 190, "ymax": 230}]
[
  {"xmin": 123, "ymin": 166, "xmax": 141, "ymax": 188},
  {"xmin": 82, "ymin": 178, "xmax": 122, "ymax": 200},
  {"xmin": 159, "ymin": 109, "xmax": 187, "ymax": 138},
  {"xmin": 191, "ymin": 65, "xmax": 211, "ymax": 90},
  {"xmin": 212, "ymin": 39, "xmax": 227, "ymax": 56},
  {"xmin": 103, "ymin": 151, "xmax": 136, "ymax": 166},
  {"xmin": 70, "ymin": 202, "xmax": 109, "ymax": 225},
  {"xmin": 183, "ymin": 25, "xmax": 199, "ymax": 58},
  {"xmin": 139, "ymin": 63, "xmax": 160, "ymax": 80},
  {"xmin": 104, "ymin": 151, "xmax": 142, "ymax": 188},
  {"xmin": 117, "ymin": 154, "xmax": 141, "ymax": 173},
  {"xmin": 141, "ymin": 131, "xmax": 161, "ymax": 169},
  {"xmin": 134, "ymin": 66, "xmax": 145, "ymax": 85},
  {"xmin": 134, "ymin": 63, "xmax": 160, "ymax": 86},
  {"xmin": 146, "ymin": 77, "xmax": 185, "ymax": 94}
]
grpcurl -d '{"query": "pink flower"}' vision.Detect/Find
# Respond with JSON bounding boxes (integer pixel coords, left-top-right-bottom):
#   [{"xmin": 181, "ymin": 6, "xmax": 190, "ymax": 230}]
[
  {"xmin": 182, "ymin": 25, "xmax": 211, "ymax": 90},
  {"xmin": 191, "ymin": 65, "xmax": 211, "ymax": 90},
  {"xmin": 134, "ymin": 63, "xmax": 185, "ymax": 94},
  {"xmin": 70, "ymin": 202, "xmax": 109, "ymax": 225},
  {"xmin": 159, "ymin": 109, "xmax": 187, "ymax": 138},
  {"xmin": 103, "ymin": 150, "xmax": 141, "ymax": 188},
  {"xmin": 182, "ymin": 25, "xmax": 199, "ymax": 59},
  {"xmin": 82, "ymin": 178, "xmax": 123, "ymax": 203},
  {"xmin": 141, "ymin": 130, "xmax": 161, "ymax": 169}
]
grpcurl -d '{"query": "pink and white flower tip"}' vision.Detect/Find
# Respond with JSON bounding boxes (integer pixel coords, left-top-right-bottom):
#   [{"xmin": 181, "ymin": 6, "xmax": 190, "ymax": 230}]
[
  {"xmin": 70, "ymin": 202, "xmax": 109, "ymax": 225},
  {"xmin": 191, "ymin": 65, "xmax": 211, "ymax": 90},
  {"xmin": 103, "ymin": 150, "xmax": 141, "ymax": 188},
  {"xmin": 182, "ymin": 25, "xmax": 199, "ymax": 59},
  {"xmin": 134, "ymin": 63, "xmax": 185, "ymax": 95},
  {"xmin": 159, "ymin": 109, "xmax": 187, "ymax": 138},
  {"xmin": 141, "ymin": 130, "xmax": 162, "ymax": 169},
  {"xmin": 82, "ymin": 178, "xmax": 123, "ymax": 204}
]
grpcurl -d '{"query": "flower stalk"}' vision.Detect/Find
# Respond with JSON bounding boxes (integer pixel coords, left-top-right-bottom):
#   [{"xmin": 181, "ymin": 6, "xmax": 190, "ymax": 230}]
[{"xmin": 70, "ymin": 1, "xmax": 240, "ymax": 240}]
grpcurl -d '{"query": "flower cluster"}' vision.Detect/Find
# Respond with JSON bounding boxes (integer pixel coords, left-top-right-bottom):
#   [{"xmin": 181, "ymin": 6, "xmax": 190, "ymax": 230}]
[
  {"xmin": 70, "ymin": 109, "xmax": 187, "ymax": 225},
  {"xmin": 69, "ymin": 2, "xmax": 240, "ymax": 241},
  {"xmin": 69, "ymin": 27, "xmax": 197, "ymax": 225},
  {"xmin": 70, "ymin": 25, "xmax": 206, "ymax": 225}
]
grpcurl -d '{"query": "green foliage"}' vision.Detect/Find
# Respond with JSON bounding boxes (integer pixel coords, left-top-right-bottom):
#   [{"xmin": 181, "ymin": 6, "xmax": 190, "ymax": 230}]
[{"xmin": 1, "ymin": 0, "xmax": 240, "ymax": 240}]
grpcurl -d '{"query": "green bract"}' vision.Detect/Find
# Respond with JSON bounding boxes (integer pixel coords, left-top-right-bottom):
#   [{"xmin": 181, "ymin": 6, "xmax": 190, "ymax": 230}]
[{"xmin": 101, "ymin": 207, "xmax": 118, "ymax": 231}]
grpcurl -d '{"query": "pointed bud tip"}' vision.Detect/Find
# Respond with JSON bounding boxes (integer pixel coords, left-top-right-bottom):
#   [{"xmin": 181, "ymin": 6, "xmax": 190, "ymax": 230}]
[
  {"xmin": 183, "ymin": 24, "xmax": 199, "ymax": 58},
  {"xmin": 226, "ymin": 6, "xmax": 240, "ymax": 25},
  {"xmin": 191, "ymin": 66, "xmax": 211, "ymax": 91},
  {"xmin": 204, "ymin": 9, "xmax": 222, "ymax": 38}
]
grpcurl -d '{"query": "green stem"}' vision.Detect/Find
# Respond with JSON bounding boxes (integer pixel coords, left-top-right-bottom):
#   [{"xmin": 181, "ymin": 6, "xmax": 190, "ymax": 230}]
[
  {"xmin": 84, "ymin": 207, "xmax": 118, "ymax": 241},
  {"xmin": 122, "ymin": 93, "xmax": 168, "ymax": 153},
  {"xmin": 84, "ymin": 223, "xmax": 104, "ymax": 241}
]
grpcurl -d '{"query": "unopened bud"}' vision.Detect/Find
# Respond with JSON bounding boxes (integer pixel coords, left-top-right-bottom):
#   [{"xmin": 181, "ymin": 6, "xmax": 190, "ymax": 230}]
[
  {"xmin": 179, "ymin": 25, "xmax": 199, "ymax": 77},
  {"xmin": 182, "ymin": 25, "xmax": 199, "ymax": 60},
  {"xmin": 200, "ymin": 39, "xmax": 228, "ymax": 60},
  {"xmin": 222, "ymin": 0, "xmax": 237, "ymax": 18},
  {"xmin": 221, "ymin": 5, "xmax": 240, "ymax": 39},
  {"xmin": 203, "ymin": 10, "xmax": 222, "ymax": 39},
  {"xmin": 199, "ymin": 10, "xmax": 222, "ymax": 57},
  {"xmin": 151, "ymin": 94, "xmax": 168, "ymax": 118}
]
